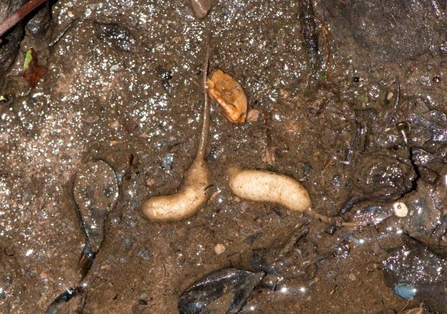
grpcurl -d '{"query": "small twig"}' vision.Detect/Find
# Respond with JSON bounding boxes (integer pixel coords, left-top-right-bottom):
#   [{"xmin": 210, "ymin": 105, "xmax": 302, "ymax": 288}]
[
  {"xmin": 49, "ymin": 18, "xmax": 79, "ymax": 48},
  {"xmin": 0, "ymin": 0, "xmax": 46, "ymax": 40}
]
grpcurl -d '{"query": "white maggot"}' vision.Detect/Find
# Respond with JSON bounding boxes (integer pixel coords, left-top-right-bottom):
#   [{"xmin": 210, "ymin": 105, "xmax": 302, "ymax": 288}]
[
  {"xmin": 228, "ymin": 168, "xmax": 359, "ymax": 227},
  {"xmin": 142, "ymin": 159, "xmax": 211, "ymax": 221},
  {"xmin": 142, "ymin": 41, "xmax": 212, "ymax": 222},
  {"xmin": 229, "ymin": 168, "xmax": 311, "ymax": 211}
]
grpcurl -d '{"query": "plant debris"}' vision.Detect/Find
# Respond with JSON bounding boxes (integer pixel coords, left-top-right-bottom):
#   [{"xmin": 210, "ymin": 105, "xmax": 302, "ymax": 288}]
[
  {"xmin": 207, "ymin": 69, "xmax": 247, "ymax": 124},
  {"xmin": 0, "ymin": 0, "xmax": 47, "ymax": 41},
  {"xmin": 22, "ymin": 48, "xmax": 46, "ymax": 87}
]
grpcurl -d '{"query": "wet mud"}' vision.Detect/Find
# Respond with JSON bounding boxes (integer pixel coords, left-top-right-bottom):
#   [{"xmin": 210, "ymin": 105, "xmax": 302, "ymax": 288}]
[{"xmin": 1, "ymin": 0, "xmax": 447, "ymax": 313}]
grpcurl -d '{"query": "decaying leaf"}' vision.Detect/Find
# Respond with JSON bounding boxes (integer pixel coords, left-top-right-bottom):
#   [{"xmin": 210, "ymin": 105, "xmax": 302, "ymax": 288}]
[
  {"xmin": 207, "ymin": 69, "xmax": 247, "ymax": 124},
  {"xmin": 23, "ymin": 48, "xmax": 46, "ymax": 88}
]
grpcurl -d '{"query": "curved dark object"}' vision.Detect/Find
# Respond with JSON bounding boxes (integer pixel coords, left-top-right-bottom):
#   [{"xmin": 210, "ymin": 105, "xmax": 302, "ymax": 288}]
[
  {"xmin": 73, "ymin": 159, "xmax": 119, "ymax": 278},
  {"xmin": 178, "ymin": 268, "xmax": 264, "ymax": 314}
]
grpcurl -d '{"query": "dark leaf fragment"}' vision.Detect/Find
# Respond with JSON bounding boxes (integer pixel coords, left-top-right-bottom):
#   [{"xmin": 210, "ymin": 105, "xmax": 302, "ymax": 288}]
[{"xmin": 22, "ymin": 48, "xmax": 46, "ymax": 87}]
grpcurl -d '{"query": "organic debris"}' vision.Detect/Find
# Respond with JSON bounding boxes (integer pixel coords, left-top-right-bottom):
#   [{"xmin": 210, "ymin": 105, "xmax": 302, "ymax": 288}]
[
  {"xmin": 178, "ymin": 268, "xmax": 264, "ymax": 314},
  {"xmin": 73, "ymin": 160, "xmax": 119, "ymax": 278},
  {"xmin": 22, "ymin": 48, "xmax": 46, "ymax": 87},
  {"xmin": 207, "ymin": 69, "xmax": 247, "ymax": 124},
  {"xmin": 0, "ymin": 0, "xmax": 47, "ymax": 41}
]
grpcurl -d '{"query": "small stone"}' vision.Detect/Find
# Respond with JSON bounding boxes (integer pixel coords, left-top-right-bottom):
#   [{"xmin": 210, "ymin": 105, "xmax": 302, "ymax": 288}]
[
  {"xmin": 246, "ymin": 109, "xmax": 260, "ymax": 122},
  {"xmin": 393, "ymin": 202, "xmax": 408, "ymax": 217},
  {"xmin": 110, "ymin": 120, "xmax": 120, "ymax": 128},
  {"xmin": 189, "ymin": 0, "xmax": 212, "ymax": 19},
  {"xmin": 214, "ymin": 243, "xmax": 226, "ymax": 255},
  {"xmin": 146, "ymin": 178, "xmax": 156, "ymax": 187}
]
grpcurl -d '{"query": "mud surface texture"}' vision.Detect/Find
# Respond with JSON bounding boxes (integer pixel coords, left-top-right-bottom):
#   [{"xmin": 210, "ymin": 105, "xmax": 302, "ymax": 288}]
[{"xmin": 1, "ymin": 0, "xmax": 447, "ymax": 313}]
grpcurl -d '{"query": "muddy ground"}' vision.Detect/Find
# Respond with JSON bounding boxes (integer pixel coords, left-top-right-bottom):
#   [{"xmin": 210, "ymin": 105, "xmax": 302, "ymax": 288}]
[{"xmin": 1, "ymin": 0, "xmax": 447, "ymax": 313}]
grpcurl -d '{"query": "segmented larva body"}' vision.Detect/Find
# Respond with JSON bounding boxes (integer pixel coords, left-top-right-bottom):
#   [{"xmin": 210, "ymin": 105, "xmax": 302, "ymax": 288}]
[
  {"xmin": 228, "ymin": 168, "xmax": 360, "ymax": 227},
  {"xmin": 141, "ymin": 40, "xmax": 212, "ymax": 222},
  {"xmin": 228, "ymin": 168, "xmax": 311, "ymax": 212},
  {"xmin": 142, "ymin": 159, "xmax": 211, "ymax": 221}
]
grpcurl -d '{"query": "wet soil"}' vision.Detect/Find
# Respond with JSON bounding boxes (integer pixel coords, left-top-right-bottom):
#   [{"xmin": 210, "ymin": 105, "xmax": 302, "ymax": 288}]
[{"xmin": 1, "ymin": 0, "xmax": 447, "ymax": 313}]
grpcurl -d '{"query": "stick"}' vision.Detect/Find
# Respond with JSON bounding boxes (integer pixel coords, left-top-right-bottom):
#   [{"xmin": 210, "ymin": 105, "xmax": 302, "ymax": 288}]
[
  {"xmin": 0, "ymin": 0, "xmax": 46, "ymax": 39},
  {"xmin": 196, "ymin": 35, "xmax": 210, "ymax": 160}
]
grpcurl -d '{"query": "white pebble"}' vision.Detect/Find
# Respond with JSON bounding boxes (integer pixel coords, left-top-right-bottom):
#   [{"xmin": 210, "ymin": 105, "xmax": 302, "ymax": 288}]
[{"xmin": 393, "ymin": 202, "xmax": 408, "ymax": 217}]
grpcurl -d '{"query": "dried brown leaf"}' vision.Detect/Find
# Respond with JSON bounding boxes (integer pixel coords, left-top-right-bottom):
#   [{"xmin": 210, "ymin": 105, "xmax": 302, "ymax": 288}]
[
  {"xmin": 207, "ymin": 69, "xmax": 247, "ymax": 124},
  {"xmin": 22, "ymin": 48, "xmax": 46, "ymax": 88}
]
